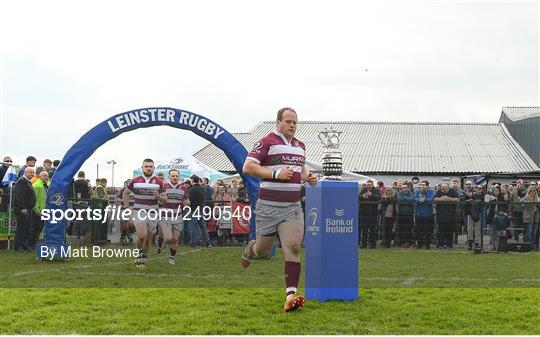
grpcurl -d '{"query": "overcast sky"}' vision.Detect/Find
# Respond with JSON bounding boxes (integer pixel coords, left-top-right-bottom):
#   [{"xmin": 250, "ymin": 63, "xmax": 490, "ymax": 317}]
[{"xmin": 1, "ymin": 0, "xmax": 538, "ymax": 185}]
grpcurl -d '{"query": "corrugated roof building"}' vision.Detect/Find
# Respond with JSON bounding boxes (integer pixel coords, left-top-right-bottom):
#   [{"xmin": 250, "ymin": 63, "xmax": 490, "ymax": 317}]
[
  {"xmin": 499, "ymin": 106, "xmax": 540, "ymax": 167},
  {"xmin": 194, "ymin": 121, "xmax": 539, "ymax": 184}
]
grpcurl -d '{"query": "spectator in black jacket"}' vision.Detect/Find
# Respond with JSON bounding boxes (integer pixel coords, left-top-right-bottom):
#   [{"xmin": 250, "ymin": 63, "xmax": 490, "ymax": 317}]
[
  {"xmin": 434, "ymin": 183, "xmax": 460, "ymax": 248},
  {"xmin": 73, "ymin": 171, "xmax": 91, "ymax": 199},
  {"xmin": 379, "ymin": 187, "xmax": 396, "ymax": 248},
  {"xmin": 236, "ymin": 180, "xmax": 249, "ymax": 204},
  {"xmin": 359, "ymin": 180, "xmax": 381, "ymax": 248},
  {"xmin": 189, "ymin": 175, "xmax": 212, "ymax": 248},
  {"xmin": 14, "ymin": 167, "xmax": 36, "ymax": 252},
  {"xmin": 467, "ymin": 185, "xmax": 485, "ymax": 250},
  {"xmin": 0, "ymin": 156, "xmax": 12, "ymax": 182},
  {"xmin": 486, "ymin": 186, "xmax": 508, "ymax": 251},
  {"xmin": 0, "ymin": 157, "xmax": 13, "ymax": 211}
]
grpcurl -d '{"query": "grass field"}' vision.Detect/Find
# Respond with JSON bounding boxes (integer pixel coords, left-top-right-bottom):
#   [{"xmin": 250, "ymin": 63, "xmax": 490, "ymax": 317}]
[{"xmin": 1, "ymin": 246, "xmax": 539, "ymax": 334}]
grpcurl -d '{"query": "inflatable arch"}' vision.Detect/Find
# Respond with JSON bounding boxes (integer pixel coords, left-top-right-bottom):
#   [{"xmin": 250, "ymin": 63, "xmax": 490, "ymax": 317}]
[{"xmin": 43, "ymin": 107, "xmax": 259, "ymax": 247}]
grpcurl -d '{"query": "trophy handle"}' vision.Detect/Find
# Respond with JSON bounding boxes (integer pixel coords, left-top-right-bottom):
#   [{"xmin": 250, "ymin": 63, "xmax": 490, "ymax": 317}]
[{"xmin": 317, "ymin": 132, "xmax": 326, "ymax": 144}]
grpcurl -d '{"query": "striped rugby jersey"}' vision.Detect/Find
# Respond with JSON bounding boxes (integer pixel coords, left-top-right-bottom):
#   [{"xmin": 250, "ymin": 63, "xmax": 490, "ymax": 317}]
[
  {"xmin": 127, "ymin": 175, "xmax": 165, "ymax": 210},
  {"xmin": 162, "ymin": 183, "xmax": 188, "ymax": 210},
  {"xmin": 246, "ymin": 129, "xmax": 306, "ymax": 206},
  {"xmin": 116, "ymin": 187, "xmax": 135, "ymax": 207}
]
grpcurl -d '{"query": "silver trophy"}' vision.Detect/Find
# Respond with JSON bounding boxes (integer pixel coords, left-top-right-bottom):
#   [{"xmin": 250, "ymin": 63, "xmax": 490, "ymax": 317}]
[{"xmin": 318, "ymin": 128, "xmax": 343, "ymax": 180}]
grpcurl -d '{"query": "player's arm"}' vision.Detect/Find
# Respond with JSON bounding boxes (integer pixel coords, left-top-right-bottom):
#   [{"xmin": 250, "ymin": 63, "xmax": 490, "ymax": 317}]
[
  {"xmin": 122, "ymin": 188, "xmax": 130, "ymax": 208},
  {"xmin": 157, "ymin": 191, "xmax": 167, "ymax": 204},
  {"xmin": 243, "ymin": 159, "xmax": 293, "ymax": 180},
  {"xmin": 301, "ymin": 166, "xmax": 318, "ymax": 186},
  {"xmin": 243, "ymin": 159, "xmax": 272, "ymax": 179},
  {"xmin": 300, "ymin": 166, "xmax": 310, "ymax": 182}
]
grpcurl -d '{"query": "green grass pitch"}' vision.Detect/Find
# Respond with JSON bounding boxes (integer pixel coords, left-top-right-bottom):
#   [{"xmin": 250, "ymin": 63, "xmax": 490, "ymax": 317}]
[{"xmin": 1, "ymin": 246, "xmax": 539, "ymax": 334}]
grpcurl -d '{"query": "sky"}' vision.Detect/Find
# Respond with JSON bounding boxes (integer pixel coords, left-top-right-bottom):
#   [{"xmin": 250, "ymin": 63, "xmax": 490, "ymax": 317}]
[{"xmin": 1, "ymin": 0, "xmax": 538, "ymax": 185}]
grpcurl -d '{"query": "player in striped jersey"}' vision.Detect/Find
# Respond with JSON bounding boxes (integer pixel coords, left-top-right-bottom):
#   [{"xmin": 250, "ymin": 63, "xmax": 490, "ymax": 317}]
[
  {"xmin": 117, "ymin": 179, "xmax": 135, "ymax": 245},
  {"xmin": 159, "ymin": 169, "xmax": 189, "ymax": 265},
  {"xmin": 123, "ymin": 158, "xmax": 167, "ymax": 269},
  {"xmin": 155, "ymin": 171, "xmax": 166, "ymax": 255},
  {"xmin": 242, "ymin": 107, "xmax": 318, "ymax": 312}
]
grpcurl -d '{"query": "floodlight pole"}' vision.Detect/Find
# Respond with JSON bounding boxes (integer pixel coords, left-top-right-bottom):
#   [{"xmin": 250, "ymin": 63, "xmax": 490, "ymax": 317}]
[{"xmin": 107, "ymin": 160, "xmax": 117, "ymax": 187}]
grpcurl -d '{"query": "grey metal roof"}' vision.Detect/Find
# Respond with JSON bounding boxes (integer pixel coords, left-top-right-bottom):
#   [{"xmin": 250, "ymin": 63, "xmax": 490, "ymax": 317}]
[
  {"xmin": 193, "ymin": 121, "xmax": 540, "ymax": 174},
  {"xmin": 500, "ymin": 106, "xmax": 540, "ymax": 122}
]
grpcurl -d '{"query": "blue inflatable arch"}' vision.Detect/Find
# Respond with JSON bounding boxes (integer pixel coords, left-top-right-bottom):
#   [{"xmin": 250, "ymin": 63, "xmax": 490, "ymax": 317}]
[{"xmin": 44, "ymin": 107, "xmax": 259, "ymax": 246}]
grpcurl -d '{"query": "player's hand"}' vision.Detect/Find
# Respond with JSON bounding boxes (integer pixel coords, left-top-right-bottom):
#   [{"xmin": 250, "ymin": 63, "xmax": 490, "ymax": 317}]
[
  {"xmin": 278, "ymin": 167, "xmax": 294, "ymax": 181},
  {"xmin": 306, "ymin": 173, "xmax": 318, "ymax": 186},
  {"xmin": 21, "ymin": 209, "xmax": 28, "ymax": 215}
]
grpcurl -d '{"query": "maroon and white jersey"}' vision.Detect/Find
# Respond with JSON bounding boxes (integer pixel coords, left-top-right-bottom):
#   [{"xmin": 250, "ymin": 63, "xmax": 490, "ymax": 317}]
[
  {"xmin": 117, "ymin": 187, "xmax": 135, "ymax": 208},
  {"xmin": 126, "ymin": 175, "xmax": 165, "ymax": 210},
  {"xmin": 246, "ymin": 130, "xmax": 306, "ymax": 206},
  {"xmin": 163, "ymin": 183, "xmax": 188, "ymax": 210}
]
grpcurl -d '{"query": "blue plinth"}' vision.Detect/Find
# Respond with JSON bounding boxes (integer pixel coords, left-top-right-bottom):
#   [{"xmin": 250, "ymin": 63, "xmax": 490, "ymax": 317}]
[{"xmin": 305, "ymin": 180, "xmax": 359, "ymax": 302}]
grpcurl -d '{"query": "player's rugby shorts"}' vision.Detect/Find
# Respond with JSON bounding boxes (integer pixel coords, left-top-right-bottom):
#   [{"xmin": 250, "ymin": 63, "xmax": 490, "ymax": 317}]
[{"xmin": 254, "ymin": 201, "xmax": 304, "ymax": 236}]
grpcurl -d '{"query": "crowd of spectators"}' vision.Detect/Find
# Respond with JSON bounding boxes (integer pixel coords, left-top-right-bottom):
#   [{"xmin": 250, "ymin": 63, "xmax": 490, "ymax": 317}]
[
  {"xmin": 2, "ymin": 155, "xmax": 539, "ymax": 252},
  {"xmin": 357, "ymin": 178, "xmax": 540, "ymax": 251},
  {"xmin": 0, "ymin": 156, "xmax": 58, "ymax": 252}
]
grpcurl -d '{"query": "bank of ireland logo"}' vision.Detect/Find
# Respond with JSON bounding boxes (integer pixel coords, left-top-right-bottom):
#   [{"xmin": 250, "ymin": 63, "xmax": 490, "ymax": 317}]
[
  {"xmin": 252, "ymin": 141, "xmax": 263, "ymax": 152},
  {"xmin": 306, "ymin": 208, "xmax": 320, "ymax": 236},
  {"xmin": 335, "ymin": 209, "xmax": 344, "ymax": 217},
  {"xmin": 50, "ymin": 193, "xmax": 65, "ymax": 206}
]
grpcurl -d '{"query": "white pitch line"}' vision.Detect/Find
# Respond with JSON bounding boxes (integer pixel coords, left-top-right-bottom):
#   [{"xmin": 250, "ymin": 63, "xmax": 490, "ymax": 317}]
[
  {"xmin": 58, "ymin": 271, "xmax": 243, "ymax": 279},
  {"xmin": 362, "ymin": 276, "xmax": 540, "ymax": 283}
]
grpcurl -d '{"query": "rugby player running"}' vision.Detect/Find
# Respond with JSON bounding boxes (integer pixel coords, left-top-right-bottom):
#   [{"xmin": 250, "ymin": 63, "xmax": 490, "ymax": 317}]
[
  {"xmin": 242, "ymin": 107, "xmax": 317, "ymax": 312},
  {"xmin": 123, "ymin": 158, "xmax": 167, "ymax": 269},
  {"xmin": 160, "ymin": 169, "xmax": 189, "ymax": 265}
]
